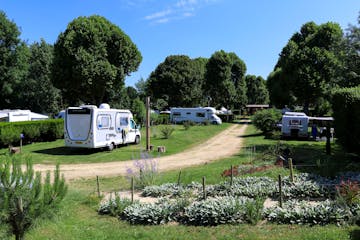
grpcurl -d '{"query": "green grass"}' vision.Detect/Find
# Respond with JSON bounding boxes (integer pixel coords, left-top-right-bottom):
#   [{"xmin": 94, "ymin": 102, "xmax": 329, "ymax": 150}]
[
  {"xmin": 0, "ymin": 123, "xmax": 230, "ymax": 164},
  {"xmin": 2, "ymin": 122, "xmax": 360, "ymax": 240}
]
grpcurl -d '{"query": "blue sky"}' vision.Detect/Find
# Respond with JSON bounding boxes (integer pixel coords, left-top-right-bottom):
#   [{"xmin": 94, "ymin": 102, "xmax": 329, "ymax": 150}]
[{"xmin": 1, "ymin": 0, "xmax": 359, "ymax": 87}]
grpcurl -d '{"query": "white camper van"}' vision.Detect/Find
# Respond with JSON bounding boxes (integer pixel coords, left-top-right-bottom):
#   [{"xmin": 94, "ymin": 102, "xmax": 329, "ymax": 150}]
[
  {"xmin": 64, "ymin": 104, "xmax": 141, "ymax": 150},
  {"xmin": 281, "ymin": 112, "xmax": 309, "ymax": 138},
  {"xmin": 170, "ymin": 107, "xmax": 222, "ymax": 124}
]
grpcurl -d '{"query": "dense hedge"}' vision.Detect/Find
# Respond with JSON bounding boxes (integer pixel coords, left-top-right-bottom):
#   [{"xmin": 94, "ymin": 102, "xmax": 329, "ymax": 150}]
[
  {"xmin": 0, "ymin": 119, "xmax": 64, "ymax": 147},
  {"xmin": 332, "ymin": 87, "xmax": 360, "ymax": 155},
  {"xmin": 251, "ymin": 108, "xmax": 282, "ymax": 133}
]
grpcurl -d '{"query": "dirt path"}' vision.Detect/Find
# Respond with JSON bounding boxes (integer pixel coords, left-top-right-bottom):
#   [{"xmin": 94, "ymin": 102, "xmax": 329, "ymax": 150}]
[{"xmin": 33, "ymin": 123, "xmax": 248, "ymax": 181}]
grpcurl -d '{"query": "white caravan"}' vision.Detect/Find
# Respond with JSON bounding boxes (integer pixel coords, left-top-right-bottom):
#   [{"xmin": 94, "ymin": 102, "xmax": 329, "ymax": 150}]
[
  {"xmin": 281, "ymin": 112, "xmax": 309, "ymax": 138},
  {"xmin": 170, "ymin": 107, "xmax": 222, "ymax": 124},
  {"xmin": 64, "ymin": 104, "xmax": 141, "ymax": 150}
]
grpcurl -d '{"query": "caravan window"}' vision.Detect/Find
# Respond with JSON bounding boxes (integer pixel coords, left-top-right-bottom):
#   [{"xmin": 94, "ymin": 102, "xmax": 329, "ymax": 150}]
[
  {"xmin": 173, "ymin": 112, "xmax": 181, "ymax": 116},
  {"xmin": 120, "ymin": 117, "xmax": 128, "ymax": 126},
  {"xmin": 196, "ymin": 112, "xmax": 205, "ymax": 118},
  {"xmin": 290, "ymin": 119, "xmax": 301, "ymax": 125},
  {"xmin": 97, "ymin": 115, "xmax": 111, "ymax": 129}
]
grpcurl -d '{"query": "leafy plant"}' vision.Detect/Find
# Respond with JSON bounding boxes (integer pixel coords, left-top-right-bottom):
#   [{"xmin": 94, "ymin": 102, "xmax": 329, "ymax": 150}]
[
  {"xmin": 245, "ymin": 197, "xmax": 265, "ymax": 225},
  {"xmin": 160, "ymin": 125, "xmax": 175, "ymax": 139},
  {"xmin": 98, "ymin": 193, "xmax": 133, "ymax": 217},
  {"xmin": 336, "ymin": 180, "xmax": 360, "ymax": 205}
]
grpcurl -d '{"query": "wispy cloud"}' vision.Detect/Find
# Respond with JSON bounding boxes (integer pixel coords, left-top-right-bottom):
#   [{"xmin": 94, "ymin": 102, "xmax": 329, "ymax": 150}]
[
  {"xmin": 144, "ymin": 9, "xmax": 173, "ymax": 20},
  {"xmin": 143, "ymin": 0, "xmax": 219, "ymax": 24}
]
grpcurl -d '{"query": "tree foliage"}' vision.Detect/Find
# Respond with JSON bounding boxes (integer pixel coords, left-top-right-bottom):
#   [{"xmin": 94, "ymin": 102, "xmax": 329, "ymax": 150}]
[
  {"xmin": 18, "ymin": 39, "xmax": 61, "ymax": 115},
  {"xmin": 332, "ymin": 86, "xmax": 360, "ymax": 155},
  {"xmin": 269, "ymin": 21, "xmax": 344, "ymax": 113},
  {"xmin": 146, "ymin": 55, "xmax": 205, "ymax": 108},
  {"xmin": 344, "ymin": 13, "xmax": 360, "ymax": 87},
  {"xmin": 0, "ymin": 11, "xmax": 29, "ymax": 109},
  {"xmin": 204, "ymin": 50, "xmax": 247, "ymax": 108},
  {"xmin": 245, "ymin": 75, "xmax": 269, "ymax": 105},
  {"xmin": 0, "ymin": 154, "xmax": 67, "ymax": 240},
  {"xmin": 53, "ymin": 15, "xmax": 142, "ymax": 106}
]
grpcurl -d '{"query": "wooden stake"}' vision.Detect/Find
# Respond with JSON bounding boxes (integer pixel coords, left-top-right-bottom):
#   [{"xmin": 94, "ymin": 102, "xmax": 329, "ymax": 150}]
[
  {"xmin": 278, "ymin": 175, "xmax": 283, "ymax": 208},
  {"xmin": 146, "ymin": 96, "xmax": 151, "ymax": 151},
  {"xmin": 177, "ymin": 170, "xmax": 182, "ymax": 186},
  {"xmin": 96, "ymin": 176, "xmax": 100, "ymax": 198},
  {"xmin": 202, "ymin": 176, "xmax": 206, "ymax": 200},
  {"xmin": 131, "ymin": 176, "xmax": 134, "ymax": 203},
  {"xmin": 289, "ymin": 158, "xmax": 294, "ymax": 182}
]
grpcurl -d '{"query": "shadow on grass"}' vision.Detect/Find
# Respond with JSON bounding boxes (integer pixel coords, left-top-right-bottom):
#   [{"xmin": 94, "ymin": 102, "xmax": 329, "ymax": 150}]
[
  {"xmin": 33, "ymin": 146, "xmax": 106, "ymax": 156},
  {"xmin": 239, "ymin": 133, "xmax": 263, "ymax": 138},
  {"xmin": 350, "ymin": 229, "xmax": 360, "ymax": 240}
]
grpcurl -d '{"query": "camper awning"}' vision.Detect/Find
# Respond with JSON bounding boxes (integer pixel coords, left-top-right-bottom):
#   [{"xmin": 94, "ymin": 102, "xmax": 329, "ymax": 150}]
[{"xmin": 308, "ymin": 117, "xmax": 334, "ymax": 121}]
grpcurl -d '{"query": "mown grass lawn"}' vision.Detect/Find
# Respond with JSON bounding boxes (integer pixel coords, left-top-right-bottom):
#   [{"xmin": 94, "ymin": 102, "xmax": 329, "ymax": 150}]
[
  {"xmin": 0, "ymin": 123, "xmax": 230, "ymax": 164},
  {"xmin": 2, "ymin": 123, "xmax": 360, "ymax": 240}
]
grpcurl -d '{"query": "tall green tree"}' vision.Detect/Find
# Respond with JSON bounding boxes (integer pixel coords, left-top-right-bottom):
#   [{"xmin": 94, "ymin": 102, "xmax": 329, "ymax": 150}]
[
  {"xmin": 18, "ymin": 39, "xmax": 61, "ymax": 114},
  {"xmin": 0, "ymin": 154, "xmax": 67, "ymax": 240},
  {"xmin": 53, "ymin": 15, "xmax": 142, "ymax": 106},
  {"xmin": 146, "ymin": 55, "xmax": 204, "ymax": 108},
  {"xmin": 271, "ymin": 21, "xmax": 344, "ymax": 113},
  {"xmin": 266, "ymin": 68, "xmax": 296, "ymax": 108},
  {"xmin": 344, "ymin": 13, "xmax": 360, "ymax": 87},
  {"xmin": 204, "ymin": 50, "xmax": 246, "ymax": 109},
  {"xmin": 245, "ymin": 75, "xmax": 269, "ymax": 104},
  {"xmin": 229, "ymin": 53, "xmax": 247, "ymax": 109},
  {"xmin": 0, "ymin": 11, "xmax": 29, "ymax": 109}
]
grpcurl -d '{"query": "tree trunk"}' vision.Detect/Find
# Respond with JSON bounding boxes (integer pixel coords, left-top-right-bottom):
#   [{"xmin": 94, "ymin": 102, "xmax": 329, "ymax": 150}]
[{"xmin": 303, "ymin": 101, "xmax": 309, "ymax": 115}]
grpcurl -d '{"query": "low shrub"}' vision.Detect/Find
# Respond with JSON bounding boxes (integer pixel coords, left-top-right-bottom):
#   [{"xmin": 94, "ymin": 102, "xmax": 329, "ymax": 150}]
[
  {"xmin": 265, "ymin": 200, "xmax": 360, "ymax": 225},
  {"xmin": 251, "ymin": 108, "xmax": 282, "ymax": 133},
  {"xmin": 183, "ymin": 196, "xmax": 253, "ymax": 226},
  {"xmin": 122, "ymin": 198, "xmax": 179, "ymax": 225},
  {"xmin": 160, "ymin": 125, "xmax": 175, "ymax": 139},
  {"xmin": 98, "ymin": 193, "xmax": 133, "ymax": 217}
]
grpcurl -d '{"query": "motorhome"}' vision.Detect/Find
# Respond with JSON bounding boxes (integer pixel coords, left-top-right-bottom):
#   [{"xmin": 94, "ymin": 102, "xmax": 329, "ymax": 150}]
[
  {"xmin": 0, "ymin": 109, "xmax": 48, "ymax": 122},
  {"xmin": 281, "ymin": 112, "xmax": 309, "ymax": 138},
  {"xmin": 64, "ymin": 103, "xmax": 141, "ymax": 150},
  {"xmin": 170, "ymin": 107, "xmax": 222, "ymax": 124}
]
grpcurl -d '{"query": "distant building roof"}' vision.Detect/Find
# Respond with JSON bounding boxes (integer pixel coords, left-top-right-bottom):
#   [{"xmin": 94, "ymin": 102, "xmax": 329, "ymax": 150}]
[{"xmin": 246, "ymin": 104, "xmax": 270, "ymax": 108}]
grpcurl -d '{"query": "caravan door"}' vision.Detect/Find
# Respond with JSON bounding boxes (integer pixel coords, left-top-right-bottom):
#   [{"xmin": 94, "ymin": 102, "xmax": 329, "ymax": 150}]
[{"xmin": 115, "ymin": 112, "xmax": 130, "ymax": 143}]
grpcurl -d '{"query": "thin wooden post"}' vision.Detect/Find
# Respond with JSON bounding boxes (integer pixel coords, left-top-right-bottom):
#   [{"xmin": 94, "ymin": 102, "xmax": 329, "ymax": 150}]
[
  {"xmin": 146, "ymin": 96, "xmax": 151, "ymax": 151},
  {"xmin": 289, "ymin": 158, "xmax": 294, "ymax": 183},
  {"xmin": 278, "ymin": 175, "xmax": 283, "ymax": 208},
  {"xmin": 177, "ymin": 170, "xmax": 182, "ymax": 186},
  {"xmin": 202, "ymin": 176, "xmax": 206, "ymax": 200},
  {"xmin": 96, "ymin": 176, "xmax": 100, "ymax": 198},
  {"xmin": 131, "ymin": 176, "xmax": 134, "ymax": 203},
  {"xmin": 230, "ymin": 165, "xmax": 233, "ymax": 186}
]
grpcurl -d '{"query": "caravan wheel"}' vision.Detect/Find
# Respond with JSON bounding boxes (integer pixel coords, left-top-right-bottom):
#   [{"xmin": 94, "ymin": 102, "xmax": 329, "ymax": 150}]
[
  {"xmin": 134, "ymin": 135, "xmax": 140, "ymax": 145},
  {"xmin": 107, "ymin": 143, "xmax": 115, "ymax": 151}
]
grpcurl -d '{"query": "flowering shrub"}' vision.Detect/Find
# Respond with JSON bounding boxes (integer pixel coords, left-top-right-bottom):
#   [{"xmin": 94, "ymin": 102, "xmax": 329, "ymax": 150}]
[{"xmin": 126, "ymin": 151, "xmax": 158, "ymax": 189}]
